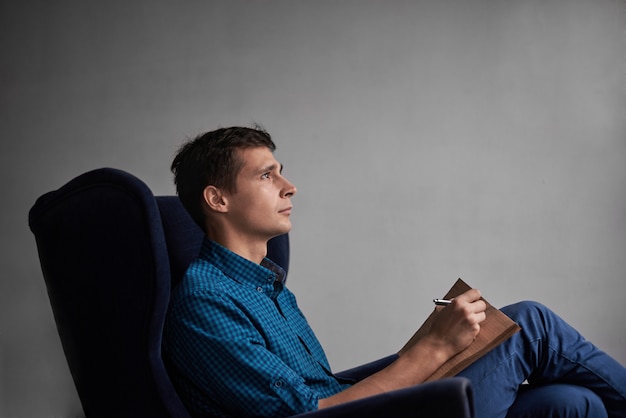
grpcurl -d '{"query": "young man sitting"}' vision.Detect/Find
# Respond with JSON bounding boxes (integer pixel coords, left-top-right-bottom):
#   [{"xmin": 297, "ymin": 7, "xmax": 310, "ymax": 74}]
[{"xmin": 163, "ymin": 126, "xmax": 626, "ymax": 418}]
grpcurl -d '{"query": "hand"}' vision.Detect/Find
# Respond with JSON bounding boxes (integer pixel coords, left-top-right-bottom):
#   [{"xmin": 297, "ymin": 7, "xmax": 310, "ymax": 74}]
[{"xmin": 427, "ymin": 288, "xmax": 487, "ymax": 357}]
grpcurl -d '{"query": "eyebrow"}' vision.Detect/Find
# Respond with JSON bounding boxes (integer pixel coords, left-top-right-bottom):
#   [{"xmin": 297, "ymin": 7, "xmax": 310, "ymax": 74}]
[{"xmin": 257, "ymin": 163, "xmax": 284, "ymax": 174}]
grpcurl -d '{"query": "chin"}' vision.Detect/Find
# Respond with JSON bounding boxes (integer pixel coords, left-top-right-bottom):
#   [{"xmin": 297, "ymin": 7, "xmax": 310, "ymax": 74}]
[{"xmin": 275, "ymin": 223, "xmax": 292, "ymax": 236}]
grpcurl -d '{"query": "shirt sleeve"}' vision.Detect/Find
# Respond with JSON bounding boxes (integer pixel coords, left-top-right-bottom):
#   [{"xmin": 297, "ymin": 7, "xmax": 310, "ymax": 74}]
[{"xmin": 165, "ymin": 289, "xmax": 321, "ymax": 417}]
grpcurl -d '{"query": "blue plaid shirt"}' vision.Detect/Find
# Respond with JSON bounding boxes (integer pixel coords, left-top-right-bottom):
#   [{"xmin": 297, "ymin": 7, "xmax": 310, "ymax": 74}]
[{"xmin": 164, "ymin": 238, "xmax": 350, "ymax": 417}]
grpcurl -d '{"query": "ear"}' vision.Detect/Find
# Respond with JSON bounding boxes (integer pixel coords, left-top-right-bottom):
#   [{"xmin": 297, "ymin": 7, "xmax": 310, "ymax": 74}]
[{"xmin": 202, "ymin": 185, "xmax": 229, "ymax": 213}]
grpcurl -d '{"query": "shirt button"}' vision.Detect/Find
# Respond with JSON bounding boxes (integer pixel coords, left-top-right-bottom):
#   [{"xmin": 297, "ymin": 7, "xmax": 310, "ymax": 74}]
[
  {"xmin": 274, "ymin": 380, "xmax": 284, "ymax": 388},
  {"xmin": 256, "ymin": 286, "xmax": 264, "ymax": 293}
]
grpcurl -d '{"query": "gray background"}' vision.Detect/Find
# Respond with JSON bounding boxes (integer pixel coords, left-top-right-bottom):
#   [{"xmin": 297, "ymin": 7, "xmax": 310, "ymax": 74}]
[{"xmin": 2, "ymin": 0, "xmax": 625, "ymax": 416}]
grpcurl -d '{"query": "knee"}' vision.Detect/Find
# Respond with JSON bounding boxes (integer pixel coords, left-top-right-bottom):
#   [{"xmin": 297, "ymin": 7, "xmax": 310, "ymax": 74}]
[
  {"xmin": 499, "ymin": 300, "xmax": 566, "ymax": 339},
  {"xmin": 500, "ymin": 300, "xmax": 550, "ymax": 323}
]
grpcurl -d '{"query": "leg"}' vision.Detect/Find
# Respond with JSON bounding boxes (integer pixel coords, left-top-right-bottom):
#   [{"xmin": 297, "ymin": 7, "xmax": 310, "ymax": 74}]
[
  {"xmin": 458, "ymin": 301, "xmax": 626, "ymax": 418},
  {"xmin": 506, "ymin": 384, "xmax": 608, "ymax": 418}
]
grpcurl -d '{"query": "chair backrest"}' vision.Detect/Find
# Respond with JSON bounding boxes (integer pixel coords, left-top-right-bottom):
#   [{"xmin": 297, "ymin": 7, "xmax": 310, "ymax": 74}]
[{"xmin": 28, "ymin": 167, "xmax": 289, "ymax": 417}]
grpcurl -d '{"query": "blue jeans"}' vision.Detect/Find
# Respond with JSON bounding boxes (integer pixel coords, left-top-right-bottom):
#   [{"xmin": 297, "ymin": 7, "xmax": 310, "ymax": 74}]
[{"xmin": 458, "ymin": 301, "xmax": 626, "ymax": 417}]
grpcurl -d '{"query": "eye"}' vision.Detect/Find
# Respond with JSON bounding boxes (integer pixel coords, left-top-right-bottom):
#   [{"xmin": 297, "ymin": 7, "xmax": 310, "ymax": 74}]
[{"xmin": 261, "ymin": 172, "xmax": 271, "ymax": 180}]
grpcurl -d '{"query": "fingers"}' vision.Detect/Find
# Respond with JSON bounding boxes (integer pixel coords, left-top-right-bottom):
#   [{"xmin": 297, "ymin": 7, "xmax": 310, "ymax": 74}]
[
  {"xmin": 452, "ymin": 289, "xmax": 487, "ymax": 313},
  {"xmin": 449, "ymin": 289, "xmax": 487, "ymax": 325},
  {"xmin": 455, "ymin": 288, "xmax": 482, "ymax": 304}
]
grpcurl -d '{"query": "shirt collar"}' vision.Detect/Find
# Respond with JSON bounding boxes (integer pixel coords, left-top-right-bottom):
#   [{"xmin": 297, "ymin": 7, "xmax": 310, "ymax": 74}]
[{"xmin": 200, "ymin": 238, "xmax": 286, "ymax": 297}]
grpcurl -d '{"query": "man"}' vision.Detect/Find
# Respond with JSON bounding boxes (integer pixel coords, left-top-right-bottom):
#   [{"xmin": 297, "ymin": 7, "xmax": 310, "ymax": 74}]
[{"xmin": 163, "ymin": 126, "xmax": 626, "ymax": 417}]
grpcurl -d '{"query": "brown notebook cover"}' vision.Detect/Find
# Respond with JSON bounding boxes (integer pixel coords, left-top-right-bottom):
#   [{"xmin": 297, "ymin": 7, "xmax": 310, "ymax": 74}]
[{"xmin": 398, "ymin": 278, "xmax": 521, "ymax": 382}]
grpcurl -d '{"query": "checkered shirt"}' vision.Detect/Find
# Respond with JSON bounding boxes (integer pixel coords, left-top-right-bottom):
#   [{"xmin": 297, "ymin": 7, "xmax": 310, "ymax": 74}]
[{"xmin": 163, "ymin": 238, "xmax": 350, "ymax": 417}]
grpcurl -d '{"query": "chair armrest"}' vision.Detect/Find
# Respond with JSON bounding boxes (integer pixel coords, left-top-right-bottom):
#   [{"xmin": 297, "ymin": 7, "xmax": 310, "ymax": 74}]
[{"xmin": 291, "ymin": 377, "xmax": 473, "ymax": 418}]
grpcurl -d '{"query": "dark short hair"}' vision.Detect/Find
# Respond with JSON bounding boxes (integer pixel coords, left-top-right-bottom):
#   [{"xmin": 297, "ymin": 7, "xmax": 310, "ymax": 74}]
[{"xmin": 171, "ymin": 126, "xmax": 276, "ymax": 229}]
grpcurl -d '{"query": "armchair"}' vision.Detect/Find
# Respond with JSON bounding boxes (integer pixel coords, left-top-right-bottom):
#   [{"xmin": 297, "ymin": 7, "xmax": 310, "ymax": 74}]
[{"xmin": 29, "ymin": 167, "xmax": 473, "ymax": 418}]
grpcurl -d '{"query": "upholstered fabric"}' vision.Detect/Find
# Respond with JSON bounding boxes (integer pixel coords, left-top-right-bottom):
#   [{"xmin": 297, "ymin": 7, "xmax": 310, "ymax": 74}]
[{"xmin": 29, "ymin": 168, "xmax": 190, "ymax": 418}]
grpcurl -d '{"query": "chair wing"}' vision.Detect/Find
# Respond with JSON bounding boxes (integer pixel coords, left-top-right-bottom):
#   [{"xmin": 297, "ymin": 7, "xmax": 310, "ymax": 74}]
[{"xmin": 29, "ymin": 168, "xmax": 190, "ymax": 418}]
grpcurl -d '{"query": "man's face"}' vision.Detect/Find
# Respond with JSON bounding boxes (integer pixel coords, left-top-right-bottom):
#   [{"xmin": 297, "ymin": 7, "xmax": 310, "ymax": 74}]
[{"xmin": 224, "ymin": 146, "xmax": 297, "ymax": 241}]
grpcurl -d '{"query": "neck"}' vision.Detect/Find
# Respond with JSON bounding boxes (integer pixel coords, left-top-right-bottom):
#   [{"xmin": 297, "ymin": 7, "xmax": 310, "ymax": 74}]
[{"xmin": 206, "ymin": 228, "xmax": 267, "ymax": 264}]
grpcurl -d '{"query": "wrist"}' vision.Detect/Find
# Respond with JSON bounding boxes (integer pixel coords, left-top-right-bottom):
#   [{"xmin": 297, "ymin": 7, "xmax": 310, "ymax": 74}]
[{"xmin": 416, "ymin": 334, "xmax": 457, "ymax": 365}]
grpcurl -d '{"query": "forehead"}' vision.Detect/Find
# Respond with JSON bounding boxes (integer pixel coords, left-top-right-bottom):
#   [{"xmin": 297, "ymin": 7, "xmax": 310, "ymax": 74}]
[{"xmin": 236, "ymin": 146, "xmax": 278, "ymax": 170}]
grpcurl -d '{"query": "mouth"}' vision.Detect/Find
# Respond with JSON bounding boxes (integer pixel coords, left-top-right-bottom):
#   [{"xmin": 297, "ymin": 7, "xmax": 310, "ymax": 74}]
[{"xmin": 279, "ymin": 206, "xmax": 293, "ymax": 215}]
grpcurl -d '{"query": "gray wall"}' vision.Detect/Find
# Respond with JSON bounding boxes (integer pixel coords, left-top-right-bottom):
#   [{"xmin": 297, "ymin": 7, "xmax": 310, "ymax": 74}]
[{"xmin": 2, "ymin": 0, "xmax": 625, "ymax": 416}]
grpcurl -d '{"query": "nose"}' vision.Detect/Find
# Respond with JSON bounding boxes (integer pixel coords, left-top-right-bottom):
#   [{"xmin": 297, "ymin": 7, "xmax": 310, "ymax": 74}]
[{"xmin": 280, "ymin": 175, "xmax": 297, "ymax": 198}]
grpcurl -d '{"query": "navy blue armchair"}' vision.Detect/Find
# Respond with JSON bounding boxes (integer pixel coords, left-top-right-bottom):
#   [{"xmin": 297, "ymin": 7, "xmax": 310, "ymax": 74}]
[{"xmin": 29, "ymin": 168, "xmax": 474, "ymax": 418}]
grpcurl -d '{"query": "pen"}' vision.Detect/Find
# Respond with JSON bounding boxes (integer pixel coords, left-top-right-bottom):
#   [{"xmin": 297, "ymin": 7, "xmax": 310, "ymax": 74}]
[{"xmin": 433, "ymin": 298, "xmax": 452, "ymax": 306}]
